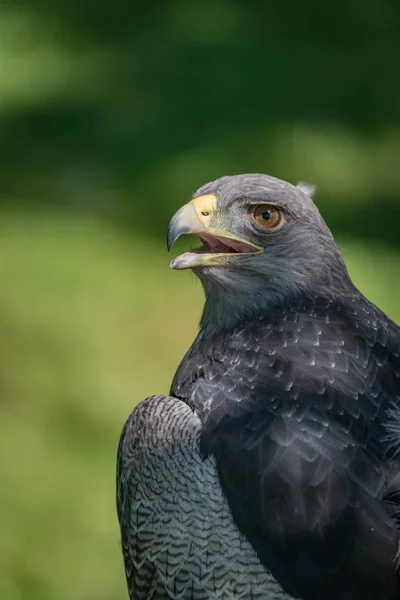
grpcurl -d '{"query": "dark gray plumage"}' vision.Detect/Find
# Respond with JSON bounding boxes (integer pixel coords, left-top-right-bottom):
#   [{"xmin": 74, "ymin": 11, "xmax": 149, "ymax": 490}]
[
  {"xmin": 117, "ymin": 395, "xmax": 291, "ymax": 599},
  {"xmin": 117, "ymin": 174, "xmax": 400, "ymax": 600}
]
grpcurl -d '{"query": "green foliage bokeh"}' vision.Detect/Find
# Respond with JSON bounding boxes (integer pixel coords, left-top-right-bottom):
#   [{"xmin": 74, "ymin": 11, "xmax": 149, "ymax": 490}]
[{"xmin": 0, "ymin": 2, "xmax": 399, "ymax": 599}]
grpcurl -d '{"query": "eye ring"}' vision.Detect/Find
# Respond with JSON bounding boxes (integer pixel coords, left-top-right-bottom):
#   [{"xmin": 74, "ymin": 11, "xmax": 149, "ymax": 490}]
[{"xmin": 252, "ymin": 205, "xmax": 284, "ymax": 229}]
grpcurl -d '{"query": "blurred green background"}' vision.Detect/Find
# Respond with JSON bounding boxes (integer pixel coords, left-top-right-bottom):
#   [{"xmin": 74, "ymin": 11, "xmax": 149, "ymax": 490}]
[{"xmin": 0, "ymin": 1, "xmax": 399, "ymax": 599}]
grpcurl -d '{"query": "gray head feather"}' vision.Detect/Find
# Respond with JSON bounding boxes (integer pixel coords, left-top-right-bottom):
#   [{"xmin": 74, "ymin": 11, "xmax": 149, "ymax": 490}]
[
  {"xmin": 191, "ymin": 174, "xmax": 351, "ymax": 333},
  {"xmin": 296, "ymin": 181, "xmax": 316, "ymax": 199}
]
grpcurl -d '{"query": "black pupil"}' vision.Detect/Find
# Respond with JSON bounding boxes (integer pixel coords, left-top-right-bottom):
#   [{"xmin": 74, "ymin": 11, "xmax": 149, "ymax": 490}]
[{"xmin": 262, "ymin": 210, "xmax": 271, "ymax": 220}]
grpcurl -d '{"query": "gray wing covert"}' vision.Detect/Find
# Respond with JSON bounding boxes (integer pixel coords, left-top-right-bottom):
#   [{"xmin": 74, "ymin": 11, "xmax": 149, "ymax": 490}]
[{"xmin": 116, "ymin": 394, "xmax": 289, "ymax": 600}]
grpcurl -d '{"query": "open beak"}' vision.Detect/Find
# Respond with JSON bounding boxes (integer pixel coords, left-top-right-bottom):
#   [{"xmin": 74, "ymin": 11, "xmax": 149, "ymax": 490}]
[{"xmin": 167, "ymin": 194, "xmax": 262, "ymax": 270}]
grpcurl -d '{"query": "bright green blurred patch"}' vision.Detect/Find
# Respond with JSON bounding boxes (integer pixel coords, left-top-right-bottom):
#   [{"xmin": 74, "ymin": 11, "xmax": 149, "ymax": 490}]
[
  {"xmin": 0, "ymin": 210, "xmax": 201, "ymax": 600},
  {"xmin": 0, "ymin": 209, "xmax": 398, "ymax": 600},
  {"xmin": 0, "ymin": 8, "xmax": 111, "ymax": 112}
]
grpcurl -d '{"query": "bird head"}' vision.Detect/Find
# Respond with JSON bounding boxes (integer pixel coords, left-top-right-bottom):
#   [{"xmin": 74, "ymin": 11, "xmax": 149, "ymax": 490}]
[{"xmin": 167, "ymin": 174, "xmax": 349, "ymax": 329}]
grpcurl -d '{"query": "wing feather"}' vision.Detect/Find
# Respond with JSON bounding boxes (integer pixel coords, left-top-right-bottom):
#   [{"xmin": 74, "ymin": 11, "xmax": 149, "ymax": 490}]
[{"xmin": 116, "ymin": 394, "xmax": 289, "ymax": 600}]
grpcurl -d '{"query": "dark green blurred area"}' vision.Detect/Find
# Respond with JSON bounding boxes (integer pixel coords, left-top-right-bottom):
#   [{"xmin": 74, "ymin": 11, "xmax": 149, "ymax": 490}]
[{"xmin": 0, "ymin": 2, "xmax": 399, "ymax": 599}]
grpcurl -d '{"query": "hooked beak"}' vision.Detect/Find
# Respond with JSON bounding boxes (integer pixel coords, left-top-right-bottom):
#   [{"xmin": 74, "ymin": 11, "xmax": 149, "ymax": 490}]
[
  {"xmin": 167, "ymin": 195, "xmax": 213, "ymax": 251},
  {"xmin": 167, "ymin": 194, "xmax": 262, "ymax": 270}
]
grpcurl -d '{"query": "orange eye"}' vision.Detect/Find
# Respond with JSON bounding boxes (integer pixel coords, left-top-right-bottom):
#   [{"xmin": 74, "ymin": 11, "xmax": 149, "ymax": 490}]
[{"xmin": 252, "ymin": 205, "xmax": 283, "ymax": 229}]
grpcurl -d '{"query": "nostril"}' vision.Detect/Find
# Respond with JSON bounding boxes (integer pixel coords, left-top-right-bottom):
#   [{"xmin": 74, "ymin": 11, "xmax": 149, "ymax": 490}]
[{"xmin": 201, "ymin": 211, "xmax": 210, "ymax": 216}]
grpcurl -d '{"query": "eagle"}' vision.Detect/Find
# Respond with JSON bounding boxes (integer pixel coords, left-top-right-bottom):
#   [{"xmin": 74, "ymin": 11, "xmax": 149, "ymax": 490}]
[{"xmin": 116, "ymin": 174, "xmax": 400, "ymax": 600}]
